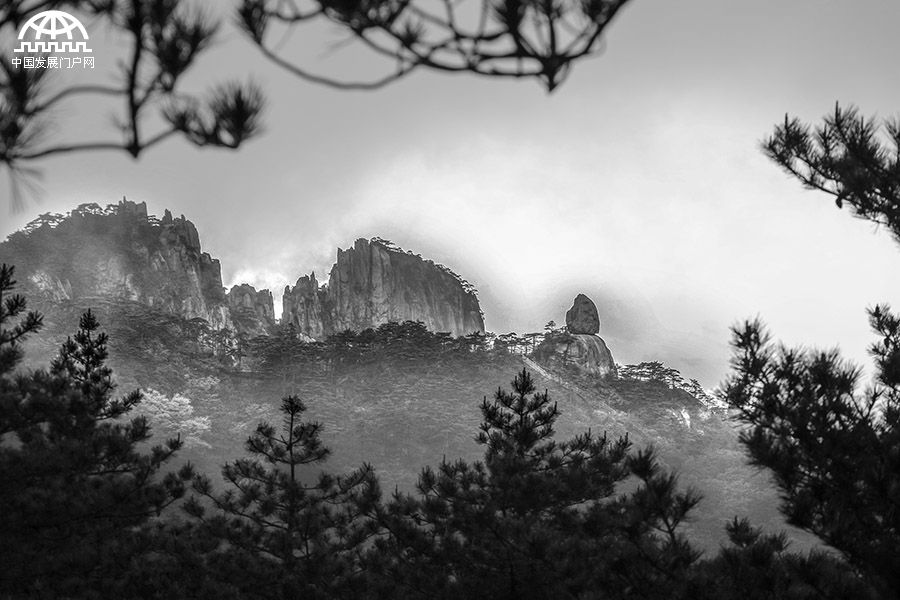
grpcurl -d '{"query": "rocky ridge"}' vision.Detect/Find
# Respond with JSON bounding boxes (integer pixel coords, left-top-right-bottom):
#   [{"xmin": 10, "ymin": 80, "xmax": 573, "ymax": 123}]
[
  {"xmin": 2, "ymin": 200, "xmax": 234, "ymax": 329},
  {"xmin": 1, "ymin": 201, "xmax": 484, "ymax": 341},
  {"xmin": 283, "ymin": 238, "xmax": 485, "ymax": 339}
]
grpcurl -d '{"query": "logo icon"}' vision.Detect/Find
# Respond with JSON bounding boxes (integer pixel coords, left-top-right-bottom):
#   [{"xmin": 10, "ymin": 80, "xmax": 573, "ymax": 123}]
[{"xmin": 14, "ymin": 10, "xmax": 93, "ymax": 55}]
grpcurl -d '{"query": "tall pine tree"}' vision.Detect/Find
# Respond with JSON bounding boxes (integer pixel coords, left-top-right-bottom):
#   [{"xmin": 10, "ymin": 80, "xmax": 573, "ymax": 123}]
[
  {"xmin": 717, "ymin": 104, "xmax": 900, "ymax": 598},
  {"xmin": 0, "ymin": 264, "xmax": 193, "ymax": 598},
  {"xmin": 187, "ymin": 395, "xmax": 382, "ymax": 599},
  {"xmin": 370, "ymin": 368, "xmax": 701, "ymax": 600}
]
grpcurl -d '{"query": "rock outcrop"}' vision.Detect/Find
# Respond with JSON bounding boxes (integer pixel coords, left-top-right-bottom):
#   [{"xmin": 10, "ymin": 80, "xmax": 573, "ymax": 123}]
[
  {"xmin": 226, "ymin": 284, "xmax": 276, "ymax": 336},
  {"xmin": 2, "ymin": 205, "xmax": 486, "ymax": 342},
  {"xmin": 534, "ymin": 293, "xmax": 616, "ymax": 379},
  {"xmin": 566, "ymin": 293, "xmax": 600, "ymax": 334},
  {"xmin": 555, "ymin": 334, "xmax": 617, "ymax": 378},
  {"xmin": 282, "ymin": 273, "xmax": 328, "ymax": 340},
  {"xmin": 1, "ymin": 199, "xmax": 232, "ymax": 330},
  {"xmin": 283, "ymin": 238, "xmax": 484, "ymax": 339}
]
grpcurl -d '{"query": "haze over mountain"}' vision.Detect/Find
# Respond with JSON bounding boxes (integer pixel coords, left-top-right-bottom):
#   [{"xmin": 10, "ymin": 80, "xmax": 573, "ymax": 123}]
[
  {"xmin": 0, "ymin": 200, "xmax": 819, "ymax": 552},
  {"xmin": 4, "ymin": 3, "xmax": 900, "ymax": 390},
  {"xmin": 4, "ymin": 200, "xmax": 741, "ymax": 388},
  {"xmin": 1, "ymin": 199, "xmax": 731, "ymax": 383},
  {"xmin": 3, "ymin": 2, "xmax": 899, "ymax": 594},
  {"xmin": 1, "ymin": 200, "xmax": 486, "ymax": 344}
]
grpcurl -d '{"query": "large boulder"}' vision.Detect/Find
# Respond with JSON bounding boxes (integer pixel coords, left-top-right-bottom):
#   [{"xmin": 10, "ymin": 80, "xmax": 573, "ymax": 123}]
[
  {"xmin": 565, "ymin": 293, "xmax": 600, "ymax": 335},
  {"xmin": 534, "ymin": 293, "xmax": 615, "ymax": 379}
]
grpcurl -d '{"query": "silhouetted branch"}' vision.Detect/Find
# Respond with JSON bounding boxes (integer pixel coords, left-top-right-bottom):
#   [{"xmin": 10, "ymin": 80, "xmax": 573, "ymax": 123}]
[
  {"xmin": 237, "ymin": 0, "xmax": 633, "ymax": 92},
  {"xmin": 764, "ymin": 103, "xmax": 900, "ymax": 241},
  {"xmin": 0, "ymin": 0, "xmax": 265, "ymax": 210}
]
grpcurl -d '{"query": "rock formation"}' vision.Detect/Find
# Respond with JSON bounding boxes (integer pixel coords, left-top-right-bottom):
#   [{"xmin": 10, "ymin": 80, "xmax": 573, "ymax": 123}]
[
  {"xmin": 535, "ymin": 293, "xmax": 616, "ymax": 379},
  {"xmin": 551, "ymin": 334, "xmax": 617, "ymax": 378},
  {"xmin": 1, "ymin": 204, "xmax": 486, "ymax": 342},
  {"xmin": 283, "ymin": 238, "xmax": 484, "ymax": 339},
  {"xmin": 1, "ymin": 199, "xmax": 232, "ymax": 329},
  {"xmin": 282, "ymin": 273, "xmax": 328, "ymax": 340},
  {"xmin": 226, "ymin": 284, "xmax": 276, "ymax": 336},
  {"xmin": 565, "ymin": 293, "xmax": 600, "ymax": 334}
]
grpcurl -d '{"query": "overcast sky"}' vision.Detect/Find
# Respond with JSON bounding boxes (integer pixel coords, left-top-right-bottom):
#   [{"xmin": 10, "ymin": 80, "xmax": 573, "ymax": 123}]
[{"xmin": 3, "ymin": 0, "xmax": 900, "ymax": 386}]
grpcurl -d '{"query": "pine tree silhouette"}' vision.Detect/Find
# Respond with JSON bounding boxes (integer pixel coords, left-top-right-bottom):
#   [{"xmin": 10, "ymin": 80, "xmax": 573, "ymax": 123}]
[
  {"xmin": 0, "ymin": 264, "xmax": 193, "ymax": 597},
  {"xmin": 372, "ymin": 368, "xmax": 701, "ymax": 600},
  {"xmin": 187, "ymin": 394, "xmax": 382, "ymax": 599},
  {"xmin": 712, "ymin": 103, "xmax": 900, "ymax": 599}
]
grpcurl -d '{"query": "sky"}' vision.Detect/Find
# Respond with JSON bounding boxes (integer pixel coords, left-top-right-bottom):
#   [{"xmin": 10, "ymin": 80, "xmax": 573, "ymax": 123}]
[{"xmin": 3, "ymin": 0, "xmax": 900, "ymax": 386}]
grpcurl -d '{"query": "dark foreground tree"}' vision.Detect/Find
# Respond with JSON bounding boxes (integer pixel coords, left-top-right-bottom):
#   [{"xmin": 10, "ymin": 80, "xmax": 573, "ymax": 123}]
[
  {"xmin": 0, "ymin": 263, "xmax": 193, "ymax": 598},
  {"xmin": 688, "ymin": 518, "xmax": 870, "ymax": 600},
  {"xmin": 187, "ymin": 395, "xmax": 382, "ymax": 600},
  {"xmin": 715, "ymin": 104, "xmax": 900, "ymax": 599},
  {"xmin": 724, "ymin": 304, "xmax": 898, "ymax": 598},
  {"xmin": 370, "ymin": 368, "xmax": 701, "ymax": 600}
]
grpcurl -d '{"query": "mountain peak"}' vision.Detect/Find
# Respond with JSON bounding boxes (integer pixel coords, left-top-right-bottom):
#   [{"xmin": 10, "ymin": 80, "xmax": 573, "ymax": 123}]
[
  {"xmin": 284, "ymin": 236, "xmax": 485, "ymax": 339},
  {"xmin": 1, "ymin": 203, "xmax": 486, "ymax": 341}
]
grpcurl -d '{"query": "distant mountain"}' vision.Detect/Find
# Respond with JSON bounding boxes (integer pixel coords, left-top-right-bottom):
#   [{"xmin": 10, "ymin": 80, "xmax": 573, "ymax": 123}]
[
  {"xmin": 1, "ymin": 199, "xmax": 816, "ymax": 554},
  {"xmin": 283, "ymin": 238, "xmax": 485, "ymax": 340},
  {"xmin": 1, "ymin": 200, "xmax": 236, "ymax": 329},
  {"xmin": 0, "ymin": 201, "xmax": 485, "ymax": 339},
  {"xmin": 12, "ymin": 302, "xmax": 810, "ymax": 553}
]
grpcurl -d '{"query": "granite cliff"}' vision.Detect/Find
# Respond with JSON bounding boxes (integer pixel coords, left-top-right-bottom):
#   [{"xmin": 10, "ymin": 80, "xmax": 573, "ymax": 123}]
[
  {"xmin": 283, "ymin": 238, "xmax": 485, "ymax": 339},
  {"xmin": 1, "ymin": 200, "xmax": 235, "ymax": 329},
  {"xmin": 1, "ymin": 204, "xmax": 485, "ymax": 341},
  {"xmin": 226, "ymin": 284, "xmax": 276, "ymax": 337}
]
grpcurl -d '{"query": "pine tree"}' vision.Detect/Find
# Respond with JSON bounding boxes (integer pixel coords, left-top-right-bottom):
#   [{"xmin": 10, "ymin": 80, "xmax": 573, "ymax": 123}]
[
  {"xmin": 714, "ymin": 104, "xmax": 900, "ymax": 598},
  {"xmin": 764, "ymin": 103, "xmax": 900, "ymax": 238},
  {"xmin": 187, "ymin": 395, "xmax": 382, "ymax": 599},
  {"xmin": 2, "ymin": 2, "xmax": 264, "ymax": 209},
  {"xmin": 237, "ymin": 0, "xmax": 631, "ymax": 92},
  {"xmin": 371, "ymin": 368, "xmax": 701, "ymax": 600},
  {"xmin": 0, "ymin": 264, "xmax": 193, "ymax": 598},
  {"xmin": 724, "ymin": 314, "xmax": 898, "ymax": 597},
  {"xmin": 688, "ymin": 518, "xmax": 871, "ymax": 600}
]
